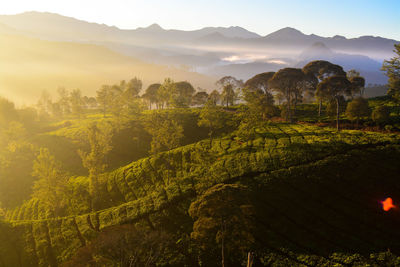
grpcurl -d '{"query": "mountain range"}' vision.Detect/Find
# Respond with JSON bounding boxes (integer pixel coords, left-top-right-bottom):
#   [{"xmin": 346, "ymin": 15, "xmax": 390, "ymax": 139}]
[{"xmin": 0, "ymin": 11, "xmax": 398, "ymax": 102}]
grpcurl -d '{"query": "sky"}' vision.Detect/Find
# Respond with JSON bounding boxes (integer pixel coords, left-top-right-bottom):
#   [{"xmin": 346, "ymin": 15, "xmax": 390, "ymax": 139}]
[{"xmin": 1, "ymin": 0, "xmax": 400, "ymax": 40}]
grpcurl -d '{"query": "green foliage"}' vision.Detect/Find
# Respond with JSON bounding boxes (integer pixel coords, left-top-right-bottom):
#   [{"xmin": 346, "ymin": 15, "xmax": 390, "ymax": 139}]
[
  {"xmin": 157, "ymin": 78, "xmax": 175, "ymax": 109},
  {"xmin": 64, "ymin": 224, "xmax": 173, "ymax": 266},
  {"xmin": 171, "ymin": 81, "xmax": 195, "ymax": 108},
  {"xmin": 372, "ymin": 105, "xmax": 391, "ymax": 126},
  {"xmin": 382, "ymin": 44, "xmax": 400, "ymax": 103},
  {"xmin": 198, "ymin": 101, "xmax": 227, "ymax": 145},
  {"xmin": 78, "ymin": 122, "xmax": 114, "ymax": 210},
  {"xmin": 0, "ymin": 97, "xmax": 18, "ymax": 127},
  {"xmin": 189, "ymin": 184, "xmax": 255, "ymax": 265},
  {"xmin": 144, "ymin": 111, "xmax": 184, "ymax": 154},
  {"xmin": 217, "ymin": 76, "xmax": 243, "ymax": 107},
  {"xmin": 269, "ymin": 68, "xmax": 313, "ymax": 121},
  {"xmin": 244, "ymin": 72, "xmax": 275, "ymax": 94},
  {"xmin": 32, "ymin": 148, "xmax": 68, "ymax": 216},
  {"xmin": 345, "ymin": 97, "xmax": 370, "ymax": 124},
  {"xmin": 192, "ymin": 91, "xmax": 209, "ymax": 107}
]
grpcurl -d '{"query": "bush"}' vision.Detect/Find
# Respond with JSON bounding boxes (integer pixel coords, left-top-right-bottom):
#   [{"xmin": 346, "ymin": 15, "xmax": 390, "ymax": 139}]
[
  {"xmin": 372, "ymin": 105, "xmax": 391, "ymax": 126},
  {"xmin": 345, "ymin": 97, "xmax": 370, "ymax": 125},
  {"xmin": 384, "ymin": 125, "xmax": 394, "ymax": 132}
]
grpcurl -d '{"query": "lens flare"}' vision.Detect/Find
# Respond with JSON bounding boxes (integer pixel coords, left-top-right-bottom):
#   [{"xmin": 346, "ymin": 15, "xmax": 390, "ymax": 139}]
[{"xmin": 381, "ymin": 197, "xmax": 395, "ymax": 211}]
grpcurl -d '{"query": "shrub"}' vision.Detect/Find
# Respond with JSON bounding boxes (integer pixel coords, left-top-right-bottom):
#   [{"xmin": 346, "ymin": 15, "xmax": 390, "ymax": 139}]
[
  {"xmin": 372, "ymin": 105, "xmax": 391, "ymax": 126},
  {"xmin": 345, "ymin": 97, "xmax": 370, "ymax": 126}
]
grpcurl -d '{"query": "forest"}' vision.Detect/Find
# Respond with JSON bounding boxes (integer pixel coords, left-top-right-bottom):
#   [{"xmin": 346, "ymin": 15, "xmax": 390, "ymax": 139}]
[{"xmin": 0, "ymin": 44, "xmax": 400, "ymax": 266}]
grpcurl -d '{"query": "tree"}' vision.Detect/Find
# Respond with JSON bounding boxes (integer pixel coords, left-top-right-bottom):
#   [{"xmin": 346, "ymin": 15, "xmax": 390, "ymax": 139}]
[
  {"xmin": 0, "ymin": 97, "xmax": 18, "ymax": 127},
  {"xmin": 198, "ymin": 100, "xmax": 227, "ymax": 146},
  {"xmin": 244, "ymin": 72, "xmax": 275, "ymax": 94},
  {"xmin": 57, "ymin": 87, "xmax": 70, "ymax": 116},
  {"xmin": 143, "ymin": 83, "xmax": 161, "ymax": 109},
  {"xmin": 189, "ymin": 184, "xmax": 255, "ymax": 267},
  {"xmin": 96, "ymin": 85, "xmax": 112, "ymax": 117},
  {"xmin": 37, "ymin": 90, "xmax": 52, "ymax": 121},
  {"xmin": 382, "ymin": 44, "xmax": 400, "ymax": 103},
  {"xmin": 303, "ymin": 60, "xmax": 346, "ymax": 116},
  {"xmin": 171, "ymin": 81, "xmax": 195, "ymax": 108},
  {"xmin": 78, "ymin": 122, "xmax": 114, "ymax": 211},
  {"xmin": 32, "ymin": 148, "xmax": 68, "ymax": 216},
  {"xmin": 144, "ymin": 112, "xmax": 184, "ymax": 154},
  {"xmin": 109, "ymin": 84, "xmax": 125, "ymax": 119},
  {"xmin": 65, "ymin": 224, "xmax": 173, "ymax": 267},
  {"xmin": 209, "ymin": 90, "xmax": 221, "ymax": 105},
  {"xmin": 70, "ymin": 89, "xmax": 85, "ymax": 118},
  {"xmin": 157, "ymin": 78, "xmax": 176, "ymax": 109},
  {"xmin": 217, "ymin": 76, "xmax": 243, "ymax": 107},
  {"xmin": 124, "ymin": 77, "xmax": 142, "ymax": 99},
  {"xmin": 268, "ymin": 68, "xmax": 307, "ymax": 122},
  {"xmin": 239, "ymin": 87, "xmax": 275, "ymax": 139},
  {"xmin": 345, "ymin": 97, "xmax": 370, "ymax": 127},
  {"xmin": 192, "ymin": 91, "xmax": 209, "ymax": 107},
  {"xmin": 317, "ymin": 75, "xmax": 351, "ymax": 130},
  {"xmin": 372, "ymin": 105, "xmax": 391, "ymax": 127},
  {"xmin": 347, "ymin": 70, "xmax": 366, "ymax": 98}
]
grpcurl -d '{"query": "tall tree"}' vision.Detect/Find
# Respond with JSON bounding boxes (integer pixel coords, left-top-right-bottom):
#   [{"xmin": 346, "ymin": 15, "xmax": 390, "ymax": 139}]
[
  {"xmin": 143, "ymin": 83, "xmax": 161, "ymax": 109},
  {"xmin": 172, "ymin": 81, "xmax": 195, "ymax": 108},
  {"xmin": 303, "ymin": 60, "xmax": 346, "ymax": 116},
  {"xmin": 208, "ymin": 90, "xmax": 221, "ymax": 105},
  {"xmin": 32, "ymin": 148, "xmax": 68, "ymax": 216},
  {"xmin": 192, "ymin": 91, "xmax": 209, "ymax": 107},
  {"xmin": 189, "ymin": 184, "xmax": 254, "ymax": 267},
  {"xmin": 70, "ymin": 89, "xmax": 85, "ymax": 118},
  {"xmin": 157, "ymin": 78, "xmax": 176, "ymax": 109},
  {"xmin": 0, "ymin": 97, "xmax": 18, "ymax": 127},
  {"xmin": 382, "ymin": 44, "xmax": 400, "ymax": 103},
  {"xmin": 345, "ymin": 97, "xmax": 370, "ymax": 127},
  {"xmin": 238, "ymin": 87, "xmax": 275, "ymax": 139},
  {"xmin": 124, "ymin": 77, "xmax": 143, "ymax": 99},
  {"xmin": 347, "ymin": 70, "xmax": 366, "ymax": 98},
  {"xmin": 217, "ymin": 76, "xmax": 243, "ymax": 107},
  {"xmin": 78, "ymin": 122, "xmax": 113, "ymax": 211},
  {"xmin": 109, "ymin": 85, "xmax": 125, "ymax": 119},
  {"xmin": 96, "ymin": 85, "xmax": 112, "ymax": 118},
  {"xmin": 244, "ymin": 72, "xmax": 275, "ymax": 94},
  {"xmin": 317, "ymin": 75, "xmax": 351, "ymax": 130},
  {"xmin": 144, "ymin": 112, "xmax": 184, "ymax": 155},
  {"xmin": 268, "ymin": 68, "xmax": 307, "ymax": 122},
  {"xmin": 57, "ymin": 87, "xmax": 70, "ymax": 116},
  {"xmin": 198, "ymin": 100, "xmax": 227, "ymax": 146},
  {"xmin": 37, "ymin": 90, "xmax": 52, "ymax": 121}
]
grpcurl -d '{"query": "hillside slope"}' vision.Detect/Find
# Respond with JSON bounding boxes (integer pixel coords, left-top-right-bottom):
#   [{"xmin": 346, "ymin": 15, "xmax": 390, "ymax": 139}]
[{"xmin": 1, "ymin": 124, "xmax": 400, "ymax": 266}]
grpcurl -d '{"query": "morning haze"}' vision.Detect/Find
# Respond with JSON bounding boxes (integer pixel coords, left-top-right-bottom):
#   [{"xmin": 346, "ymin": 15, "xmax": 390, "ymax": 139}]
[{"xmin": 0, "ymin": 1, "xmax": 400, "ymax": 266}]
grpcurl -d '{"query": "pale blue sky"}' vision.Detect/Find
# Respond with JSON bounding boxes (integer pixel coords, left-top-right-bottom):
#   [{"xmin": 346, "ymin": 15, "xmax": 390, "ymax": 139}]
[{"xmin": 1, "ymin": 0, "xmax": 400, "ymax": 39}]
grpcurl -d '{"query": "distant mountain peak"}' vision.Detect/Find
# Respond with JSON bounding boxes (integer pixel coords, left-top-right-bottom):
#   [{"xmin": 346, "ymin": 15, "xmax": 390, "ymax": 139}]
[
  {"xmin": 264, "ymin": 27, "xmax": 305, "ymax": 39},
  {"xmin": 146, "ymin": 23, "xmax": 163, "ymax": 30},
  {"xmin": 332, "ymin": 35, "xmax": 347, "ymax": 40},
  {"xmin": 299, "ymin": 42, "xmax": 334, "ymax": 59},
  {"xmin": 311, "ymin": 42, "xmax": 329, "ymax": 49},
  {"xmin": 197, "ymin": 25, "xmax": 260, "ymax": 39}
]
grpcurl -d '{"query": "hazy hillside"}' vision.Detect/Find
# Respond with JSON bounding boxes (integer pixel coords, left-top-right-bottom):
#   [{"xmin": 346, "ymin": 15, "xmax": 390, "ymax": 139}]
[
  {"xmin": 2, "ymin": 121, "xmax": 400, "ymax": 266},
  {"xmin": 0, "ymin": 32, "xmax": 216, "ymax": 104},
  {"xmin": 0, "ymin": 11, "xmax": 397, "ymax": 90}
]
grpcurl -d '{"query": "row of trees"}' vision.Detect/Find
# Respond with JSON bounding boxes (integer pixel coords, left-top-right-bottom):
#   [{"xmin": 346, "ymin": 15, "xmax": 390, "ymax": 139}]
[{"xmin": 34, "ymin": 44, "xmax": 400, "ymax": 132}]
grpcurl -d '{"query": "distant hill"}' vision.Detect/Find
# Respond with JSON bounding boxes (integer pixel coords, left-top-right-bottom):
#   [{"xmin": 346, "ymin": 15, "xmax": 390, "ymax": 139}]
[
  {"xmin": 0, "ymin": 11, "xmax": 398, "ymax": 98},
  {"xmin": 0, "ymin": 31, "xmax": 216, "ymax": 104}
]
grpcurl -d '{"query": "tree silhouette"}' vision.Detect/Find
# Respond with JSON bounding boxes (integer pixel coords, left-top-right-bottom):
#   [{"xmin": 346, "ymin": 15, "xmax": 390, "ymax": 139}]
[{"xmin": 317, "ymin": 75, "xmax": 351, "ymax": 130}]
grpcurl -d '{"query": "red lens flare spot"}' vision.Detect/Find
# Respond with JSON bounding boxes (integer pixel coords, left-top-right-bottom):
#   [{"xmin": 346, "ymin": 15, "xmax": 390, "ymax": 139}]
[{"xmin": 381, "ymin": 197, "xmax": 395, "ymax": 211}]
